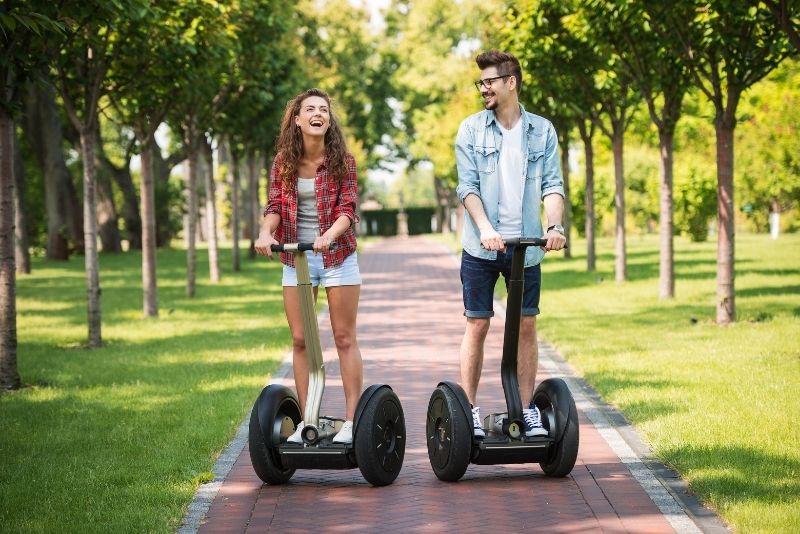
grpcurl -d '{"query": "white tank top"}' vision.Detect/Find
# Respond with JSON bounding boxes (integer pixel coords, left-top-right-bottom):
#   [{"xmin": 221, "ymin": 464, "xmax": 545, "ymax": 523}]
[{"xmin": 296, "ymin": 177, "xmax": 319, "ymax": 242}]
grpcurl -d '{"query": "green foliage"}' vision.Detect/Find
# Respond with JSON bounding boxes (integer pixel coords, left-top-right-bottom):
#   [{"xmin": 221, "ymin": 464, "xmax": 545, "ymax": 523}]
[
  {"xmin": 735, "ymin": 58, "xmax": 800, "ymax": 230},
  {"xmin": 674, "ymin": 165, "xmax": 717, "ymax": 241}
]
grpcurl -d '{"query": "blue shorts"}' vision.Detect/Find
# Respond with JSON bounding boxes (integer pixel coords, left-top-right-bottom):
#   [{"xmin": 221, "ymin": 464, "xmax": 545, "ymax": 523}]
[
  {"xmin": 282, "ymin": 251, "xmax": 362, "ymax": 287},
  {"xmin": 461, "ymin": 248, "xmax": 541, "ymax": 318}
]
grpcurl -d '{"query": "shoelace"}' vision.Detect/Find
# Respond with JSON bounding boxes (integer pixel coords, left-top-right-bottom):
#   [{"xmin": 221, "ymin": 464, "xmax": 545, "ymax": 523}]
[{"xmin": 523, "ymin": 408, "xmax": 541, "ymax": 428}]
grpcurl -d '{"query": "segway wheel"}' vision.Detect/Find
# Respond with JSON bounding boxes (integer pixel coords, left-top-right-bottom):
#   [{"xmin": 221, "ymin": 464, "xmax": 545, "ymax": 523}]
[
  {"xmin": 248, "ymin": 385, "xmax": 300, "ymax": 485},
  {"xmin": 354, "ymin": 386, "xmax": 406, "ymax": 486},
  {"xmin": 426, "ymin": 385, "xmax": 471, "ymax": 482},
  {"xmin": 533, "ymin": 378, "xmax": 579, "ymax": 477}
]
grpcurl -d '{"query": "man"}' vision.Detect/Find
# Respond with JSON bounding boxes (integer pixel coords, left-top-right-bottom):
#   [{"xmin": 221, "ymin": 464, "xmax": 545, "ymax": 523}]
[{"xmin": 455, "ymin": 50, "xmax": 566, "ymax": 438}]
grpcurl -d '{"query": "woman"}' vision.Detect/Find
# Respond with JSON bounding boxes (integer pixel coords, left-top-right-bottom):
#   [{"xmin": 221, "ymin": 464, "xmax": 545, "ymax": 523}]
[{"xmin": 255, "ymin": 88, "xmax": 362, "ymax": 444}]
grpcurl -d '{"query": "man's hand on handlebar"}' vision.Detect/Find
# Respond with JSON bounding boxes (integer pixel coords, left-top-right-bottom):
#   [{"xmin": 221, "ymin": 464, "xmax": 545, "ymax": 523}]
[
  {"xmin": 543, "ymin": 228, "xmax": 567, "ymax": 252},
  {"xmin": 479, "ymin": 227, "xmax": 506, "ymax": 252}
]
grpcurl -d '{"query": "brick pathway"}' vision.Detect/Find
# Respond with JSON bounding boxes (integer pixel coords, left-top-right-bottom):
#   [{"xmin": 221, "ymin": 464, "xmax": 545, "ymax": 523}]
[{"xmin": 184, "ymin": 236, "xmax": 725, "ymax": 533}]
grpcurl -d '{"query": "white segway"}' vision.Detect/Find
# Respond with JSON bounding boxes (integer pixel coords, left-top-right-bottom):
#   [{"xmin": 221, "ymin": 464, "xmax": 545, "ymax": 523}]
[{"xmin": 249, "ymin": 243, "xmax": 406, "ymax": 486}]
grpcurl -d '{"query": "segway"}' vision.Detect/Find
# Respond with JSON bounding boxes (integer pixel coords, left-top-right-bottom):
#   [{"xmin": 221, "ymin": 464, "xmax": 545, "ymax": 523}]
[
  {"xmin": 249, "ymin": 243, "xmax": 405, "ymax": 486},
  {"xmin": 426, "ymin": 237, "xmax": 579, "ymax": 481}
]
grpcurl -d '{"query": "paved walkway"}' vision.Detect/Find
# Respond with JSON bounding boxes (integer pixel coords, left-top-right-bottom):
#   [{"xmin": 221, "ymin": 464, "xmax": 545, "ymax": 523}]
[{"xmin": 180, "ymin": 236, "xmax": 728, "ymax": 533}]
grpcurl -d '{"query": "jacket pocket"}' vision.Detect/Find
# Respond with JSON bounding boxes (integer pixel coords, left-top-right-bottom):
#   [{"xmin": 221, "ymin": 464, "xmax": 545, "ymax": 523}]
[
  {"xmin": 476, "ymin": 145, "xmax": 498, "ymax": 173},
  {"xmin": 526, "ymin": 150, "xmax": 545, "ymax": 179}
]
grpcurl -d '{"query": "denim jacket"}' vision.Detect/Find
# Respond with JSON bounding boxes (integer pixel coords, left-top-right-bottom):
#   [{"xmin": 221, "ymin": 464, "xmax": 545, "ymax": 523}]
[{"xmin": 455, "ymin": 104, "xmax": 564, "ymax": 267}]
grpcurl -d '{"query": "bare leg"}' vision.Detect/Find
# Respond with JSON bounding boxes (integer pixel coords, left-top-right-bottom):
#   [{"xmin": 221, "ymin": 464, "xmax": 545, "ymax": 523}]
[
  {"xmin": 283, "ymin": 285, "xmax": 318, "ymax": 414},
  {"xmin": 326, "ymin": 284, "xmax": 363, "ymax": 420},
  {"xmin": 460, "ymin": 317, "xmax": 491, "ymax": 405},
  {"xmin": 517, "ymin": 315, "xmax": 538, "ymax": 406}
]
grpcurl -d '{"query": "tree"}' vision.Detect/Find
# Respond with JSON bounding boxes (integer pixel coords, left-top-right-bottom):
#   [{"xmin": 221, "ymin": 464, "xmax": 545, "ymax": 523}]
[
  {"xmin": 649, "ymin": 0, "xmax": 793, "ymax": 323},
  {"xmin": 53, "ymin": 1, "xmax": 147, "ymax": 344},
  {"xmin": 109, "ymin": 3, "xmax": 179, "ymax": 315},
  {"xmin": 585, "ymin": 0, "xmax": 694, "ymax": 298},
  {"xmin": 503, "ymin": 0, "xmax": 611, "ymax": 271},
  {"xmin": 1, "ymin": 3, "xmax": 65, "ymax": 388}
]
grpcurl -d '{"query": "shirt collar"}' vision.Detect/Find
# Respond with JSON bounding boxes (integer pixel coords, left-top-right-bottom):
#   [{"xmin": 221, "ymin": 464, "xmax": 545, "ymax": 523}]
[{"xmin": 485, "ymin": 103, "xmax": 530, "ymax": 131}]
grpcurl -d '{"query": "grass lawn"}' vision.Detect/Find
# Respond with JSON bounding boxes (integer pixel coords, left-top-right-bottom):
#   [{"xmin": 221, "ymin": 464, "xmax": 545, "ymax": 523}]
[
  {"xmin": 1, "ymin": 246, "xmax": 290, "ymax": 533},
  {"xmin": 434, "ymin": 231, "xmax": 800, "ymax": 533}
]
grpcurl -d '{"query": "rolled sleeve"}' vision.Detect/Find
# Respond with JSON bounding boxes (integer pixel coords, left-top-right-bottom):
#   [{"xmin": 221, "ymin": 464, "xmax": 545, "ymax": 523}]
[
  {"xmin": 455, "ymin": 120, "xmax": 481, "ymax": 204},
  {"xmin": 265, "ymin": 158, "xmax": 284, "ymax": 216},
  {"xmin": 331, "ymin": 154, "xmax": 359, "ymax": 224},
  {"xmin": 541, "ymin": 122, "xmax": 565, "ymax": 199}
]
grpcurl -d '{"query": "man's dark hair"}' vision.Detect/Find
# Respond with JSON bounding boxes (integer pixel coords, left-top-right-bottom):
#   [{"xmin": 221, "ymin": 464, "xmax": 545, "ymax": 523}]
[{"xmin": 475, "ymin": 50, "xmax": 522, "ymax": 92}]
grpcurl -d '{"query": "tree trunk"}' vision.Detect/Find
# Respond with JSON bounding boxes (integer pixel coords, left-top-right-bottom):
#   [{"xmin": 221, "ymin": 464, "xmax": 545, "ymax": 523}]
[
  {"xmin": 13, "ymin": 132, "xmax": 30, "ymax": 274},
  {"xmin": 185, "ymin": 142, "xmax": 198, "ymax": 297},
  {"xmin": 1, "ymin": 110, "xmax": 21, "ymax": 389},
  {"xmin": 580, "ymin": 125, "xmax": 596, "ymax": 272},
  {"xmin": 203, "ymin": 140, "xmax": 220, "ymax": 283},
  {"xmin": 715, "ymin": 120, "xmax": 736, "ymax": 324},
  {"xmin": 559, "ymin": 134, "xmax": 572, "ymax": 258},
  {"xmin": 98, "ymin": 141, "xmax": 141, "ymax": 250},
  {"xmin": 433, "ymin": 177, "xmax": 449, "ymax": 233},
  {"xmin": 24, "ymin": 82, "xmax": 79, "ymax": 260},
  {"xmin": 612, "ymin": 131, "xmax": 627, "ymax": 282},
  {"xmin": 140, "ymin": 141, "xmax": 158, "ymax": 317},
  {"xmin": 658, "ymin": 129, "xmax": 675, "ymax": 299},
  {"xmin": 152, "ymin": 137, "xmax": 185, "ymax": 248},
  {"xmin": 247, "ymin": 150, "xmax": 259, "ymax": 259},
  {"xmin": 230, "ymin": 153, "xmax": 241, "ymax": 272},
  {"xmin": 95, "ymin": 150, "xmax": 122, "ymax": 253},
  {"xmin": 78, "ymin": 129, "xmax": 102, "ymax": 347}
]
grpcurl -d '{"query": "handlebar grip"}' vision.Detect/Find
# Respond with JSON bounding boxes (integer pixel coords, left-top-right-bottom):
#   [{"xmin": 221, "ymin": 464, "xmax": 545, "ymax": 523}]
[
  {"xmin": 504, "ymin": 237, "xmax": 549, "ymax": 247},
  {"xmin": 270, "ymin": 243, "xmax": 315, "ymax": 252}
]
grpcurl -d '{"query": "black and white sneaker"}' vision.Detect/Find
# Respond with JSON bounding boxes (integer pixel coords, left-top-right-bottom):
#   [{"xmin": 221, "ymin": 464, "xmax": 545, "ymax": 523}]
[{"xmin": 523, "ymin": 404, "xmax": 548, "ymax": 437}]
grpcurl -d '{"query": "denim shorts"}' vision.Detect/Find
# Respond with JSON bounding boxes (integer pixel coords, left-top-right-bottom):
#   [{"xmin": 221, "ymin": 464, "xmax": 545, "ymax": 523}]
[
  {"xmin": 461, "ymin": 248, "xmax": 541, "ymax": 318},
  {"xmin": 282, "ymin": 251, "xmax": 362, "ymax": 287}
]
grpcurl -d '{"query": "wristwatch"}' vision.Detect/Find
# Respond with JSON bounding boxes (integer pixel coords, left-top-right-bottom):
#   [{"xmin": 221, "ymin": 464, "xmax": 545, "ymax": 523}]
[{"xmin": 547, "ymin": 224, "xmax": 565, "ymax": 235}]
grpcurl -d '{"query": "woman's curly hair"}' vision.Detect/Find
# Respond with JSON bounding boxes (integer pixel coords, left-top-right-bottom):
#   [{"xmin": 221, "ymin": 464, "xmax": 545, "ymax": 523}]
[{"xmin": 275, "ymin": 88, "xmax": 349, "ymax": 187}]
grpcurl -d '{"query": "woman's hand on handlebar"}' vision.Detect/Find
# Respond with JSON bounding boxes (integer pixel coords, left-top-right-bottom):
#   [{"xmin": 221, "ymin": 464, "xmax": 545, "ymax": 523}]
[
  {"xmin": 313, "ymin": 234, "xmax": 335, "ymax": 254},
  {"xmin": 255, "ymin": 232, "xmax": 279, "ymax": 258}
]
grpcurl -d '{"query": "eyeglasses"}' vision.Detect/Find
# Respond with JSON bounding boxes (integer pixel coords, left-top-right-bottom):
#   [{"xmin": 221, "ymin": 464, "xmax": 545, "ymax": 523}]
[{"xmin": 474, "ymin": 75, "xmax": 511, "ymax": 92}]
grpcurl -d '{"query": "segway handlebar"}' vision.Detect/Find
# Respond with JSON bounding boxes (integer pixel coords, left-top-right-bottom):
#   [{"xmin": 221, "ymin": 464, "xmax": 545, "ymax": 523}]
[
  {"xmin": 504, "ymin": 237, "xmax": 567, "ymax": 248},
  {"xmin": 270, "ymin": 243, "xmax": 315, "ymax": 252}
]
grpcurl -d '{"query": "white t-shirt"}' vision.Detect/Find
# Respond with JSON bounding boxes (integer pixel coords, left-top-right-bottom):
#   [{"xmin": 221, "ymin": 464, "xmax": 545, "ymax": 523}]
[{"xmin": 496, "ymin": 118, "xmax": 524, "ymax": 239}]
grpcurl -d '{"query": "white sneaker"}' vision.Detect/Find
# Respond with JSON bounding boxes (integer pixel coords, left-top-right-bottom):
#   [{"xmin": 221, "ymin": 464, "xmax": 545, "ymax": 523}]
[
  {"xmin": 471, "ymin": 406, "xmax": 485, "ymax": 438},
  {"xmin": 332, "ymin": 420, "xmax": 353, "ymax": 444},
  {"xmin": 523, "ymin": 405, "xmax": 548, "ymax": 437},
  {"xmin": 286, "ymin": 421, "xmax": 304, "ymax": 444}
]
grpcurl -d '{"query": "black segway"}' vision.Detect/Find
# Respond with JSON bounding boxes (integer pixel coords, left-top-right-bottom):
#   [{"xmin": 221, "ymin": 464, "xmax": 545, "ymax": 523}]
[
  {"xmin": 426, "ymin": 237, "xmax": 579, "ymax": 481},
  {"xmin": 249, "ymin": 243, "xmax": 405, "ymax": 486}
]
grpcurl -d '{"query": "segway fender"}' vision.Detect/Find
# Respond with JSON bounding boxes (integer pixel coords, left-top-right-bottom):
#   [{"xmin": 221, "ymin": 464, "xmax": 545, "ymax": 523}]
[
  {"xmin": 438, "ymin": 381, "xmax": 473, "ymax": 427},
  {"xmin": 254, "ymin": 384, "xmax": 300, "ymax": 447},
  {"xmin": 353, "ymin": 384, "xmax": 393, "ymax": 436},
  {"xmin": 533, "ymin": 378, "xmax": 573, "ymax": 442}
]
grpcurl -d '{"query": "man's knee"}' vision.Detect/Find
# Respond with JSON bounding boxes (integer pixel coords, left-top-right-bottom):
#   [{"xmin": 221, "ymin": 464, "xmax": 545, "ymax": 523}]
[{"xmin": 465, "ymin": 317, "xmax": 491, "ymax": 340}]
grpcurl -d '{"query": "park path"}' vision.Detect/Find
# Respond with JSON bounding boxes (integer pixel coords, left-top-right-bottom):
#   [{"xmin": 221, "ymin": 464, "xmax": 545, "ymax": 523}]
[{"xmin": 180, "ymin": 236, "xmax": 728, "ymax": 533}]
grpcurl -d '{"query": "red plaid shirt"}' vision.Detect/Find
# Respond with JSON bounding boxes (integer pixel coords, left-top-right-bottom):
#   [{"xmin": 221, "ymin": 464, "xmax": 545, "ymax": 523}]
[{"xmin": 264, "ymin": 152, "xmax": 359, "ymax": 268}]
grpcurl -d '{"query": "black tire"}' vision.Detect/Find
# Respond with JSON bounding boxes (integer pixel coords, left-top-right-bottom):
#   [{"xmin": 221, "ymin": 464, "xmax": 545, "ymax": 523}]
[
  {"xmin": 355, "ymin": 387, "xmax": 406, "ymax": 486},
  {"xmin": 248, "ymin": 385, "xmax": 300, "ymax": 485},
  {"xmin": 534, "ymin": 378, "xmax": 579, "ymax": 477},
  {"xmin": 426, "ymin": 385, "xmax": 472, "ymax": 482}
]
